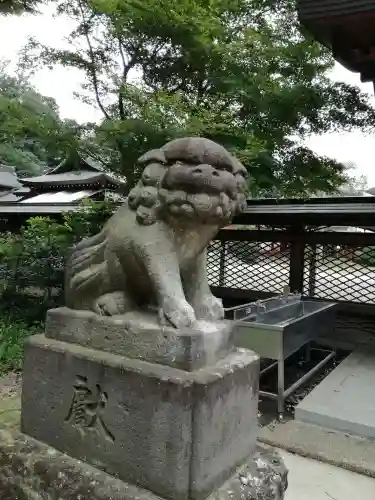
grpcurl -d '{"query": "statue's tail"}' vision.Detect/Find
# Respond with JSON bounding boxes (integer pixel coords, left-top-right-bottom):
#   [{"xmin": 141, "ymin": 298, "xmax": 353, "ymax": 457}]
[{"xmin": 65, "ymin": 229, "xmax": 108, "ymax": 309}]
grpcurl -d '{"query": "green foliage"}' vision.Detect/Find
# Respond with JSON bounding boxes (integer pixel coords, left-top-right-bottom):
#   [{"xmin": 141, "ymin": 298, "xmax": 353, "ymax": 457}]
[
  {"xmin": 227, "ymin": 241, "xmax": 260, "ymax": 264},
  {"xmin": 357, "ymin": 247, "xmax": 375, "ymax": 267},
  {"xmin": 0, "ymin": 63, "xmax": 80, "ymax": 175},
  {"xmin": 0, "ymin": 316, "xmax": 41, "ymax": 373},
  {"xmin": 63, "ymin": 198, "xmax": 118, "ymax": 238},
  {"xmin": 23, "ymin": 0, "xmax": 375, "ymax": 195},
  {"xmin": 0, "ymin": 0, "xmax": 41, "ymax": 14},
  {"xmin": 0, "ymin": 199, "xmax": 117, "ymax": 323},
  {"xmin": 0, "ymin": 199, "xmax": 116, "ymax": 372}
]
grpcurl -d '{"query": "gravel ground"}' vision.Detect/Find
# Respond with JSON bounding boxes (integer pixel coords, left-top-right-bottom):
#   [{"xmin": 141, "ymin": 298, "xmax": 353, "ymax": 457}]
[
  {"xmin": 0, "ymin": 371, "xmax": 22, "ymax": 399},
  {"xmin": 0, "ymin": 371, "xmax": 22, "ymax": 432}
]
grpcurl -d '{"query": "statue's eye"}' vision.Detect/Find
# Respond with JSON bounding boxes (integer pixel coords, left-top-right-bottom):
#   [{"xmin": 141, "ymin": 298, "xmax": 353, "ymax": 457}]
[{"xmin": 217, "ymin": 165, "xmax": 232, "ymax": 173}]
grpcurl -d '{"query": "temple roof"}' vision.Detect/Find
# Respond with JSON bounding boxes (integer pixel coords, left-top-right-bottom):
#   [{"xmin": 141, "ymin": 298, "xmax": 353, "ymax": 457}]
[
  {"xmin": 297, "ymin": 0, "xmax": 375, "ymax": 85},
  {"xmin": 0, "ymin": 192, "xmax": 24, "ymax": 202},
  {"xmin": 22, "ymin": 150, "xmax": 123, "ymax": 189},
  {"xmin": 20, "ymin": 190, "xmax": 96, "ymax": 204},
  {"xmin": 21, "ymin": 170, "xmax": 122, "ymax": 188},
  {"xmin": 47, "ymin": 154, "xmax": 103, "ymax": 175},
  {"xmin": 0, "ymin": 153, "xmax": 122, "ymax": 214},
  {"xmin": 0, "ymin": 164, "xmax": 22, "ymax": 190},
  {"xmin": 21, "ymin": 150, "xmax": 124, "ymax": 189}
]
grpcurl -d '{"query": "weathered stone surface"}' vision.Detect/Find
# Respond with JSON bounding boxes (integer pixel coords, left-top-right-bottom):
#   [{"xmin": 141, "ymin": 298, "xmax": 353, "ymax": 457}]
[
  {"xmin": 190, "ymin": 353, "xmax": 259, "ymax": 498},
  {"xmin": 22, "ymin": 334, "xmax": 193, "ymax": 500},
  {"xmin": 209, "ymin": 446, "xmax": 288, "ymax": 500},
  {"xmin": 0, "ymin": 429, "xmax": 160, "ymax": 500},
  {"xmin": 45, "ymin": 307, "xmax": 234, "ymax": 371},
  {"xmin": 22, "ymin": 334, "xmax": 259, "ymax": 500},
  {"xmin": 64, "ymin": 137, "xmax": 248, "ymax": 329},
  {"xmin": 0, "ymin": 430, "xmax": 288, "ymax": 500}
]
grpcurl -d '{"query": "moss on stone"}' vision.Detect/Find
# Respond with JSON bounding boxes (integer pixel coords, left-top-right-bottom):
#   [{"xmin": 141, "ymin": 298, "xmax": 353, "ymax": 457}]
[{"xmin": 0, "ymin": 430, "xmax": 161, "ymax": 500}]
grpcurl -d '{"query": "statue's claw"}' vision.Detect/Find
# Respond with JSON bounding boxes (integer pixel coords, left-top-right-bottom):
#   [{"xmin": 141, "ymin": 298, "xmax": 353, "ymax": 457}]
[
  {"xmin": 93, "ymin": 292, "xmax": 129, "ymax": 316},
  {"xmin": 162, "ymin": 297, "xmax": 196, "ymax": 329},
  {"xmin": 193, "ymin": 294, "xmax": 224, "ymax": 321}
]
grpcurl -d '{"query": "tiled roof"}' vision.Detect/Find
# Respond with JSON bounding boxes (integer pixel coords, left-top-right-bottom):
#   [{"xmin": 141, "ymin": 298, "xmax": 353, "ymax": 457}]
[{"xmin": 21, "ymin": 171, "xmax": 121, "ymax": 187}]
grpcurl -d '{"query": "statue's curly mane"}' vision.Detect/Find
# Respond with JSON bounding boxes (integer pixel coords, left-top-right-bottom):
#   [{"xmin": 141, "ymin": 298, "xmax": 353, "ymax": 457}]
[{"xmin": 127, "ymin": 151, "xmax": 169, "ymax": 226}]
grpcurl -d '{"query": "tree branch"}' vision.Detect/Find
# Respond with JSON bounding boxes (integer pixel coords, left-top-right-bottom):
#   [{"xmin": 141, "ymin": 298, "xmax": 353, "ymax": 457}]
[
  {"xmin": 118, "ymin": 39, "xmax": 140, "ymax": 81},
  {"xmin": 117, "ymin": 39, "xmax": 142, "ymax": 121},
  {"xmin": 77, "ymin": 0, "xmax": 110, "ymax": 120}
]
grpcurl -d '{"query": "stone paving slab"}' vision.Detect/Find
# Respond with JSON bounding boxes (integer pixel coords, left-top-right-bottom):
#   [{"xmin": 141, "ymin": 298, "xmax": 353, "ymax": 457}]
[
  {"xmin": 259, "ymin": 420, "xmax": 375, "ymax": 479},
  {"xmin": 295, "ymin": 347, "xmax": 375, "ymax": 439},
  {"xmin": 281, "ymin": 449, "xmax": 375, "ymax": 500}
]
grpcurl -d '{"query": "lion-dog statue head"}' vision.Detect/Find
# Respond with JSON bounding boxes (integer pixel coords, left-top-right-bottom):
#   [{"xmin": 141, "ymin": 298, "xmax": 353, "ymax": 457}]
[
  {"xmin": 65, "ymin": 137, "xmax": 248, "ymax": 328},
  {"xmin": 127, "ymin": 137, "xmax": 248, "ymax": 226}
]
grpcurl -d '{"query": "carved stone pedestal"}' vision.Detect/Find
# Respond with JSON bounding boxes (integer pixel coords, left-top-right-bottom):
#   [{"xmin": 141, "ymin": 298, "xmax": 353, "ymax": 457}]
[
  {"xmin": 17, "ymin": 310, "xmax": 288, "ymax": 500},
  {"xmin": 44, "ymin": 307, "xmax": 235, "ymax": 371}
]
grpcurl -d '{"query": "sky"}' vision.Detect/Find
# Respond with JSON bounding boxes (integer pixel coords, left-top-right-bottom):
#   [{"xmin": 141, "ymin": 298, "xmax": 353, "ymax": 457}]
[{"xmin": 1, "ymin": 6, "xmax": 375, "ymax": 185}]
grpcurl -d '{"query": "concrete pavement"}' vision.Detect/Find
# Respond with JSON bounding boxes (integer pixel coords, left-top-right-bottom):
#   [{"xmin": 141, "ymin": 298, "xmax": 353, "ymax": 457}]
[
  {"xmin": 295, "ymin": 347, "xmax": 375, "ymax": 439},
  {"xmin": 282, "ymin": 450, "xmax": 375, "ymax": 500}
]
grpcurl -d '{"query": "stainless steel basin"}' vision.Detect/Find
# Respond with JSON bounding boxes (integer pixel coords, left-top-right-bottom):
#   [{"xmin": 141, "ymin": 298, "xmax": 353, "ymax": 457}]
[
  {"xmin": 244, "ymin": 300, "xmax": 332, "ymax": 326},
  {"xmin": 231, "ymin": 297, "xmax": 336, "ymax": 359},
  {"xmin": 228, "ymin": 295, "xmax": 337, "ymax": 418}
]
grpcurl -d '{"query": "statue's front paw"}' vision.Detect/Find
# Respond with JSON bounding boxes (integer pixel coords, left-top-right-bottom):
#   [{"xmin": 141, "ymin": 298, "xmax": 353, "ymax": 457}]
[
  {"xmin": 94, "ymin": 291, "xmax": 129, "ymax": 316},
  {"xmin": 194, "ymin": 294, "xmax": 224, "ymax": 321},
  {"xmin": 162, "ymin": 298, "xmax": 196, "ymax": 329}
]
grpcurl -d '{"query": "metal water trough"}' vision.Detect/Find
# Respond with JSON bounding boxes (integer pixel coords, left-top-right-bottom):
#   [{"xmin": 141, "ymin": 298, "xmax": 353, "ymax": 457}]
[{"xmin": 227, "ymin": 293, "xmax": 336, "ymax": 419}]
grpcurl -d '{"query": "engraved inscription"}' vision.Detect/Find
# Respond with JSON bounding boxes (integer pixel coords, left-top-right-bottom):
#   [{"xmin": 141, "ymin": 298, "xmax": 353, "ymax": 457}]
[{"xmin": 65, "ymin": 375, "xmax": 114, "ymax": 443}]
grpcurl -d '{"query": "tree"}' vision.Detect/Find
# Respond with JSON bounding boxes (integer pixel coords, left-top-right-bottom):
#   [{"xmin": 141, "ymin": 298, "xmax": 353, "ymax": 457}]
[
  {"xmin": 0, "ymin": 0, "xmax": 41, "ymax": 14},
  {"xmin": 0, "ymin": 62, "xmax": 79, "ymax": 175},
  {"xmin": 309, "ymin": 162, "xmax": 371, "ymax": 198},
  {"xmin": 338, "ymin": 163, "xmax": 369, "ymax": 196},
  {"xmin": 23, "ymin": 0, "xmax": 375, "ymax": 195}
]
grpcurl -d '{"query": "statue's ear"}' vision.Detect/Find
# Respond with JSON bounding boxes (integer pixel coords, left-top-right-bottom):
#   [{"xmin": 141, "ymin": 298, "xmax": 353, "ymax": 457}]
[{"xmin": 138, "ymin": 149, "xmax": 167, "ymax": 165}]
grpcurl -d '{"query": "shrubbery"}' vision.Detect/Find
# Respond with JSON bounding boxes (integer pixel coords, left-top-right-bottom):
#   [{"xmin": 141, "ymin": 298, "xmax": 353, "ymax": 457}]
[
  {"xmin": 0, "ymin": 317, "xmax": 41, "ymax": 374},
  {"xmin": 226, "ymin": 241, "xmax": 260, "ymax": 264},
  {"xmin": 356, "ymin": 247, "xmax": 375, "ymax": 267},
  {"xmin": 0, "ymin": 199, "xmax": 117, "ymax": 372}
]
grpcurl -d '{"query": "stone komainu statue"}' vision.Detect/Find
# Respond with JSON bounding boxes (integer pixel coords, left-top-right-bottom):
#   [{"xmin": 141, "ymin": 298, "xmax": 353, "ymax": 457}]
[{"xmin": 65, "ymin": 137, "xmax": 248, "ymax": 328}]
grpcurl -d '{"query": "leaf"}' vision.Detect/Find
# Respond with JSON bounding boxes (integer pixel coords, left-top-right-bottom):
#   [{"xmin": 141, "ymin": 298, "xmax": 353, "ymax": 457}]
[{"xmin": 0, "ymin": 342, "xmax": 6, "ymax": 361}]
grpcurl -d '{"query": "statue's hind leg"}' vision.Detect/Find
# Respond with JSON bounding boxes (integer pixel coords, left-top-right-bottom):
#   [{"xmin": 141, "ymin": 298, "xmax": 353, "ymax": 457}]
[{"xmin": 93, "ymin": 291, "xmax": 133, "ymax": 316}]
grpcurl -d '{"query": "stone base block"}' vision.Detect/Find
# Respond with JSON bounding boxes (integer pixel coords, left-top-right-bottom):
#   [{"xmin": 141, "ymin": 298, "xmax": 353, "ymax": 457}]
[
  {"xmin": 45, "ymin": 307, "xmax": 234, "ymax": 371},
  {"xmin": 22, "ymin": 334, "xmax": 260, "ymax": 500},
  {"xmin": 0, "ymin": 430, "xmax": 288, "ymax": 500}
]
